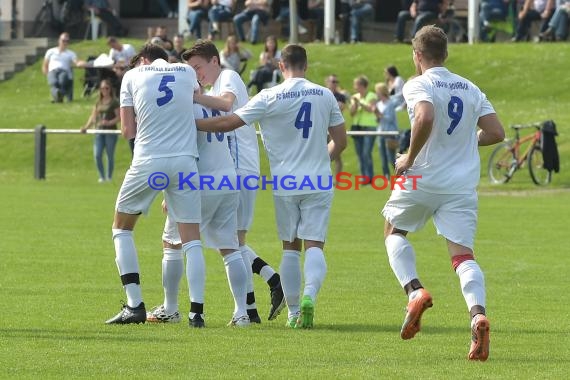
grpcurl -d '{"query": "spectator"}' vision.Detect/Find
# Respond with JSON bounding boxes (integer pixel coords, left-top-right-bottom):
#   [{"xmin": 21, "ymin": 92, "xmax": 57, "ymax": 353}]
[
  {"xmin": 157, "ymin": 0, "xmax": 177, "ymax": 18},
  {"xmin": 395, "ymin": 0, "xmax": 446, "ymax": 43},
  {"xmin": 220, "ymin": 34, "xmax": 252, "ymax": 72},
  {"xmin": 349, "ymin": 75, "xmax": 378, "ymax": 182},
  {"xmin": 274, "ymin": 0, "xmax": 309, "ymax": 38},
  {"xmin": 187, "ymin": 0, "xmax": 211, "ymax": 39},
  {"xmin": 233, "ymin": 0, "xmax": 271, "ymax": 44},
  {"xmin": 374, "ymin": 82, "xmax": 399, "ymax": 178},
  {"xmin": 80, "ymin": 79, "xmax": 120, "ymax": 183},
  {"xmin": 247, "ymin": 35, "xmax": 281, "ymax": 94},
  {"xmin": 169, "ymin": 34, "xmax": 187, "ymax": 62},
  {"xmin": 42, "ymin": 32, "xmax": 86, "ymax": 103},
  {"xmin": 153, "ymin": 25, "xmax": 172, "ymax": 45},
  {"xmin": 384, "ymin": 65, "xmax": 406, "ymax": 110},
  {"xmin": 513, "ymin": 0, "xmax": 555, "ymax": 41},
  {"xmin": 208, "ymin": 0, "xmax": 235, "ymax": 40},
  {"xmin": 325, "ymin": 74, "xmax": 349, "ymax": 179},
  {"xmin": 345, "ymin": 0, "xmax": 375, "ymax": 43},
  {"xmin": 300, "ymin": 0, "xmax": 326, "ymax": 41},
  {"xmin": 107, "ymin": 36, "xmax": 136, "ymax": 67},
  {"xmin": 85, "ymin": 0, "xmax": 128, "ymax": 37},
  {"xmin": 479, "ymin": 0, "xmax": 510, "ymax": 41},
  {"xmin": 539, "ymin": 0, "xmax": 570, "ymax": 41}
]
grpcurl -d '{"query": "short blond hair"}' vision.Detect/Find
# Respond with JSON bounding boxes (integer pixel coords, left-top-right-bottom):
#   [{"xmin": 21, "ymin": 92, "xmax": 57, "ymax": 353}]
[
  {"xmin": 412, "ymin": 25, "xmax": 448, "ymax": 63},
  {"xmin": 375, "ymin": 82, "xmax": 389, "ymax": 97}
]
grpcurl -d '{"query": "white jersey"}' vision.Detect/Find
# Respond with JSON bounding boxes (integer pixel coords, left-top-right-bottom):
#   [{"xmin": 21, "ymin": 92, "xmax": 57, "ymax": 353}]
[
  {"xmin": 235, "ymin": 77, "xmax": 345, "ymax": 196},
  {"xmin": 120, "ymin": 59, "xmax": 200, "ymax": 161},
  {"xmin": 195, "ymin": 103, "xmax": 237, "ymax": 195},
  {"xmin": 44, "ymin": 47, "xmax": 77, "ymax": 76},
  {"xmin": 109, "ymin": 43, "xmax": 136, "ymax": 64},
  {"xmin": 403, "ymin": 66, "xmax": 495, "ymax": 194},
  {"xmin": 211, "ymin": 69, "xmax": 260, "ymax": 174}
]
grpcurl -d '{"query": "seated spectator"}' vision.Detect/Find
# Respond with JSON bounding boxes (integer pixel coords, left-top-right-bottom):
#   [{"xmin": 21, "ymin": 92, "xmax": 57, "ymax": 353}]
[
  {"xmin": 220, "ymin": 34, "xmax": 252, "ymax": 72},
  {"xmin": 187, "ymin": 0, "xmax": 211, "ymax": 39},
  {"xmin": 274, "ymin": 0, "xmax": 309, "ymax": 38},
  {"xmin": 513, "ymin": 0, "xmax": 555, "ymax": 41},
  {"xmin": 539, "ymin": 0, "xmax": 570, "ymax": 40},
  {"xmin": 300, "ymin": 0, "xmax": 326, "ymax": 41},
  {"xmin": 169, "ymin": 34, "xmax": 187, "ymax": 62},
  {"xmin": 157, "ymin": 0, "xmax": 178, "ymax": 18},
  {"xmin": 479, "ymin": 0, "xmax": 510, "ymax": 41},
  {"xmin": 42, "ymin": 33, "xmax": 86, "ymax": 103},
  {"xmin": 85, "ymin": 0, "xmax": 128, "ymax": 37},
  {"xmin": 384, "ymin": 65, "xmax": 406, "ymax": 110},
  {"xmin": 208, "ymin": 0, "xmax": 235, "ymax": 40},
  {"xmin": 346, "ymin": 0, "xmax": 375, "ymax": 43},
  {"xmin": 233, "ymin": 0, "xmax": 271, "ymax": 44},
  {"xmin": 107, "ymin": 37, "xmax": 136, "ymax": 67},
  {"xmin": 395, "ymin": 0, "xmax": 445, "ymax": 43},
  {"xmin": 247, "ymin": 35, "xmax": 280, "ymax": 94}
]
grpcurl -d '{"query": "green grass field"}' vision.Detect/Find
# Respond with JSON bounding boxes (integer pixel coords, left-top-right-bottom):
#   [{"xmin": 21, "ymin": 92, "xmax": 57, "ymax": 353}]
[{"xmin": 0, "ymin": 39, "xmax": 569, "ymax": 378}]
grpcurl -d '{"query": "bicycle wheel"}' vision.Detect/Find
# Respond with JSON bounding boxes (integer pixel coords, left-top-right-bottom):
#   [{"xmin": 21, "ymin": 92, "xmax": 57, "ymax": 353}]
[
  {"xmin": 488, "ymin": 142, "xmax": 515, "ymax": 184},
  {"xmin": 32, "ymin": 6, "xmax": 50, "ymax": 37},
  {"xmin": 528, "ymin": 145, "xmax": 552, "ymax": 185}
]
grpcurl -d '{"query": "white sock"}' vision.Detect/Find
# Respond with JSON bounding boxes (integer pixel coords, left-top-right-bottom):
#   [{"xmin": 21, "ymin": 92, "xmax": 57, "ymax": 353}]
[
  {"xmin": 280, "ymin": 250, "xmax": 301, "ymax": 315},
  {"xmin": 239, "ymin": 247, "xmax": 256, "ymax": 309},
  {"xmin": 112, "ymin": 229, "xmax": 142, "ymax": 308},
  {"xmin": 243, "ymin": 244, "xmax": 277, "ymax": 282},
  {"xmin": 456, "ymin": 260, "xmax": 486, "ymax": 311},
  {"xmin": 223, "ymin": 251, "xmax": 248, "ymax": 318},
  {"xmin": 303, "ymin": 247, "xmax": 327, "ymax": 301},
  {"xmin": 162, "ymin": 247, "xmax": 183, "ymax": 314},
  {"xmin": 385, "ymin": 234, "xmax": 418, "ymax": 288},
  {"xmin": 182, "ymin": 240, "xmax": 205, "ymax": 304}
]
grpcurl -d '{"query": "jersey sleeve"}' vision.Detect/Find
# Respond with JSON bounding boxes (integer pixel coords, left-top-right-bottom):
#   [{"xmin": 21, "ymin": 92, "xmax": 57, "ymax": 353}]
[
  {"xmin": 478, "ymin": 91, "xmax": 496, "ymax": 118},
  {"xmin": 234, "ymin": 92, "xmax": 267, "ymax": 125},
  {"xmin": 403, "ymin": 77, "xmax": 432, "ymax": 111},
  {"xmin": 119, "ymin": 71, "xmax": 134, "ymax": 107}
]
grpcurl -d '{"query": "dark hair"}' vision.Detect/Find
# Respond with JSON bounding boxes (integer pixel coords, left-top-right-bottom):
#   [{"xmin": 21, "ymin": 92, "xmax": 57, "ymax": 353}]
[
  {"xmin": 385, "ymin": 65, "xmax": 399, "ymax": 78},
  {"xmin": 139, "ymin": 43, "xmax": 169, "ymax": 62},
  {"xmin": 181, "ymin": 39, "xmax": 220, "ymax": 64},
  {"xmin": 280, "ymin": 44, "xmax": 307, "ymax": 71}
]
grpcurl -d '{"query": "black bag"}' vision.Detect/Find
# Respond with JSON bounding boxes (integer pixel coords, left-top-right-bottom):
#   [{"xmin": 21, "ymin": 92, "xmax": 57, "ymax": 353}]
[{"xmin": 541, "ymin": 120, "xmax": 560, "ymax": 173}]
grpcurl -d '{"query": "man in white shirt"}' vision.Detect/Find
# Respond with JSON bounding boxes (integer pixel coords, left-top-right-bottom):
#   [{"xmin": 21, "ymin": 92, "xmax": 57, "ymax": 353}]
[
  {"xmin": 107, "ymin": 36, "xmax": 136, "ymax": 67},
  {"xmin": 196, "ymin": 44, "xmax": 347, "ymax": 329},
  {"xmin": 184, "ymin": 40, "xmax": 286, "ymax": 323},
  {"xmin": 106, "ymin": 44, "xmax": 204, "ymax": 325},
  {"xmin": 42, "ymin": 33, "xmax": 86, "ymax": 102},
  {"xmin": 381, "ymin": 25, "xmax": 505, "ymax": 361}
]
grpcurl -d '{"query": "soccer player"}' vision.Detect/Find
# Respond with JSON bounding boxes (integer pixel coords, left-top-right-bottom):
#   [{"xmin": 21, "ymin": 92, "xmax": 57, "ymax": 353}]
[
  {"xmin": 195, "ymin": 44, "xmax": 347, "ymax": 329},
  {"xmin": 381, "ymin": 25, "xmax": 505, "ymax": 360},
  {"xmin": 105, "ymin": 44, "xmax": 203, "ymax": 324},
  {"xmin": 151, "ymin": 102, "xmax": 250, "ymax": 327},
  {"xmin": 183, "ymin": 40, "xmax": 286, "ymax": 322}
]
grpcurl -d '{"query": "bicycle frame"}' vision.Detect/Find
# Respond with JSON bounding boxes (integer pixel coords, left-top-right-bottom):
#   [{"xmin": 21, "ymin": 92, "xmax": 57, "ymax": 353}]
[{"xmin": 509, "ymin": 126, "xmax": 541, "ymax": 169}]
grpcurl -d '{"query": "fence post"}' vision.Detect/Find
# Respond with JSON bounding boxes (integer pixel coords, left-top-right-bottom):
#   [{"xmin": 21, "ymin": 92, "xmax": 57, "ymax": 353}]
[{"xmin": 34, "ymin": 125, "xmax": 46, "ymax": 180}]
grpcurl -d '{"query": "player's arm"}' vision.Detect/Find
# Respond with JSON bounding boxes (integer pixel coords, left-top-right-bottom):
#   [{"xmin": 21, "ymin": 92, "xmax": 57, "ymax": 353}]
[
  {"xmin": 328, "ymin": 123, "xmax": 347, "ymax": 161},
  {"xmin": 477, "ymin": 113, "xmax": 505, "ymax": 146},
  {"xmin": 395, "ymin": 100, "xmax": 433, "ymax": 175},
  {"xmin": 195, "ymin": 113, "xmax": 246, "ymax": 132},
  {"xmin": 194, "ymin": 91, "xmax": 235, "ymax": 112},
  {"xmin": 120, "ymin": 106, "xmax": 137, "ymax": 139}
]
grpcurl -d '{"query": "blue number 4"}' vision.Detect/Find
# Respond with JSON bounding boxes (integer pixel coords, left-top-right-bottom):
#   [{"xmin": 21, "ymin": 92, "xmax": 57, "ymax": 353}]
[
  {"xmin": 447, "ymin": 96, "xmax": 463, "ymax": 135},
  {"xmin": 156, "ymin": 75, "xmax": 175, "ymax": 107},
  {"xmin": 295, "ymin": 102, "xmax": 313, "ymax": 138}
]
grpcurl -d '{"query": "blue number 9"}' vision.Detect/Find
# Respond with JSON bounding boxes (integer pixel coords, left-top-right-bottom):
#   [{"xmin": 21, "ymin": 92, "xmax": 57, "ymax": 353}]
[{"xmin": 447, "ymin": 96, "xmax": 463, "ymax": 135}]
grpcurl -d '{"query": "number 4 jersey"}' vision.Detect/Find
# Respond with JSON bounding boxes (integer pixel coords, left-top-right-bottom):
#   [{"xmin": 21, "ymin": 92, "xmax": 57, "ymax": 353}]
[
  {"xmin": 120, "ymin": 58, "xmax": 200, "ymax": 161},
  {"xmin": 235, "ymin": 77, "xmax": 345, "ymax": 196},
  {"xmin": 403, "ymin": 67, "xmax": 496, "ymax": 194}
]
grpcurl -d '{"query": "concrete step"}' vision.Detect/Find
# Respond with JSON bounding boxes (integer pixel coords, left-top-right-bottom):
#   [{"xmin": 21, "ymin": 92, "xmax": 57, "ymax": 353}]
[
  {"xmin": 0, "ymin": 38, "xmax": 50, "ymax": 82},
  {"xmin": 0, "ymin": 37, "xmax": 50, "ymax": 48}
]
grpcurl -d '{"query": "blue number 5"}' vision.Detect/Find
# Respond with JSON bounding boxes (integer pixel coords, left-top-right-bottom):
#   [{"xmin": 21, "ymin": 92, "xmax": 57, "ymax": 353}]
[
  {"xmin": 295, "ymin": 102, "xmax": 313, "ymax": 138},
  {"xmin": 447, "ymin": 96, "xmax": 463, "ymax": 135},
  {"xmin": 156, "ymin": 75, "xmax": 175, "ymax": 107}
]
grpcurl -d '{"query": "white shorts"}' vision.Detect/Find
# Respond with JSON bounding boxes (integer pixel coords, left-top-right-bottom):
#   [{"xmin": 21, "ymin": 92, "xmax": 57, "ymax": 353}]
[
  {"xmin": 273, "ymin": 192, "xmax": 334, "ymax": 243},
  {"xmin": 382, "ymin": 189, "xmax": 478, "ymax": 250},
  {"xmin": 116, "ymin": 156, "xmax": 201, "ymax": 223},
  {"xmin": 237, "ymin": 185, "xmax": 257, "ymax": 231},
  {"xmin": 163, "ymin": 193, "xmax": 239, "ymax": 250}
]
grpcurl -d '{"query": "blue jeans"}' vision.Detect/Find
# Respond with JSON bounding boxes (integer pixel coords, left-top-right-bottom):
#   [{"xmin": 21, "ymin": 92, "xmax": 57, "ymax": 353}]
[
  {"xmin": 395, "ymin": 10, "xmax": 438, "ymax": 40},
  {"xmin": 47, "ymin": 69, "xmax": 73, "ymax": 102},
  {"xmin": 94, "ymin": 133, "xmax": 118, "ymax": 180},
  {"xmin": 208, "ymin": 5, "xmax": 233, "ymax": 33},
  {"xmin": 548, "ymin": 8, "xmax": 569, "ymax": 40},
  {"xmin": 515, "ymin": 9, "xmax": 552, "ymax": 41},
  {"xmin": 352, "ymin": 125, "xmax": 376, "ymax": 180},
  {"xmin": 378, "ymin": 137, "xmax": 396, "ymax": 177},
  {"xmin": 233, "ymin": 9, "xmax": 270, "ymax": 44},
  {"xmin": 349, "ymin": 4, "xmax": 374, "ymax": 42},
  {"xmin": 187, "ymin": 8, "xmax": 208, "ymax": 38}
]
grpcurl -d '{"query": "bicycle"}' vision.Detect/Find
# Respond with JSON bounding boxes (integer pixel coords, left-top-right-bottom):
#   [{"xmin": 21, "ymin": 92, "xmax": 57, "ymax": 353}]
[{"xmin": 487, "ymin": 123, "xmax": 551, "ymax": 185}]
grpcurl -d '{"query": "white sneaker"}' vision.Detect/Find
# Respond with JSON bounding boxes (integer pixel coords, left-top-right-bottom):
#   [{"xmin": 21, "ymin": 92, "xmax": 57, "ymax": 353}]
[
  {"xmin": 228, "ymin": 315, "xmax": 250, "ymax": 327},
  {"xmin": 299, "ymin": 25, "xmax": 308, "ymax": 35},
  {"xmin": 146, "ymin": 304, "xmax": 181, "ymax": 323}
]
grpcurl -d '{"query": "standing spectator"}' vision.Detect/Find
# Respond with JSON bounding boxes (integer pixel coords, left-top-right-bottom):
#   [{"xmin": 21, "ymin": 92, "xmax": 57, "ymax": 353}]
[
  {"xmin": 169, "ymin": 34, "xmax": 187, "ymax": 62},
  {"xmin": 220, "ymin": 34, "xmax": 252, "ymax": 72},
  {"xmin": 539, "ymin": 0, "xmax": 570, "ymax": 41},
  {"xmin": 381, "ymin": 25, "xmax": 505, "ymax": 360},
  {"xmin": 395, "ymin": 0, "xmax": 446, "ymax": 43},
  {"xmin": 187, "ymin": 0, "xmax": 211, "ymax": 39},
  {"xmin": 80, "ymin": 79, "xmax": 120, "ymax": 183},
  {"xmin": 384, "ymin": 65, "xmax": 406, "ymax": 110},
  {"xmin": 107, "ymin": 36, "xmax": 136, "ymax": 67},
  {"xmin": 105, "ymin": 44, "xmax": 203, "ymax": 325},
  {"xmin": 42, "ymin": 32, "xmax": 86, "ymax": 103},
  {"xmin": 233, "ymin": 0, "xmax": 271, "ymax": 44},
  {"xmin": 325, "ymin": 74, "xmax": 348, "ymax": 179},
  {"xmin": 247, "ymin": 35, "xmax": 281, "ymax": 94},
  {"xmin": 195, "ymin": 44, "xmax": 347, "ymax": 329},
  {"xmin": 374, "ymin": 82, "xmax": 399, "ymax": 178},
  {"xmin": 513, "ymin": 0, "xmax": 555, "ymax": 41},
  {"xmin": 208, "ymin": 0, "xmax": 235, "ymax": 40},
  {"xmin": 349, "ymin": 75, "xmax": 378, "ymax": 182},
  {"xmin": 86, "ymin": 0, "xmax": 128, "ymax": 37}
]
